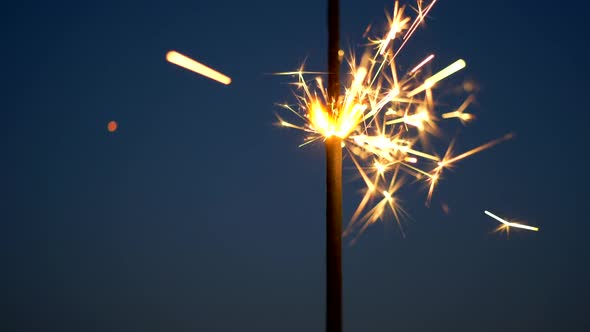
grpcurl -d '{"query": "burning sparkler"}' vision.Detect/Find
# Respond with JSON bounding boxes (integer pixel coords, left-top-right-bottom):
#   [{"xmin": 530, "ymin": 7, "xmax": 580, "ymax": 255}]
[
  {"xmin": 278, "ymin": 0, "xmax": 512, "ymax": 236},
  {"xmin": 485, "ymin": 210, "xmax": 539, "ymax": 235}
]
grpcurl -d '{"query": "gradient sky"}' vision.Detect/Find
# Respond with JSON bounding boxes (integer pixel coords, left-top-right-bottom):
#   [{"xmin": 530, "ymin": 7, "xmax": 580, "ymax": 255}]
[{"xmin": 3, "ymin": 0, "xmax": 589, "ymax": 331}]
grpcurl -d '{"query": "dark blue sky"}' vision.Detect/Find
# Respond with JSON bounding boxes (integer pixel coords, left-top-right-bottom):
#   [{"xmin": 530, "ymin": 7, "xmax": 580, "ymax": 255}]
[{"xmin": 3, "ymin": 0, "xmax": 589, "ymax": 331}]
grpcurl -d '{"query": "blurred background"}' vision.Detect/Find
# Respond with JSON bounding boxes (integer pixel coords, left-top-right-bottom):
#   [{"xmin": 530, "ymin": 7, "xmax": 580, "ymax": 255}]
[{"xmin": 2, "ymin": 0, "xmax": 588, "ymax": 331}]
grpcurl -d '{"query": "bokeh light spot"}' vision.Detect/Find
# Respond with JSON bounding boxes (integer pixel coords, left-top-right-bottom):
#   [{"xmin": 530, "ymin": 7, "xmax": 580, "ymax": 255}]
[{"xmin": 107, "ymin": 121, "xmax": 118, "ymax": 133}]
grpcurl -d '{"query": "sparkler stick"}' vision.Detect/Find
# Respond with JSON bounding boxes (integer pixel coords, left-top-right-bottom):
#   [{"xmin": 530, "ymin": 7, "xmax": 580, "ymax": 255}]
[
  {"xmin": 166, "ymin": 51, "xmax": 231, "ymax": 85},
  {"xmin": 326, "ymin": 0, "xmax": 342, "ymax": 331}
]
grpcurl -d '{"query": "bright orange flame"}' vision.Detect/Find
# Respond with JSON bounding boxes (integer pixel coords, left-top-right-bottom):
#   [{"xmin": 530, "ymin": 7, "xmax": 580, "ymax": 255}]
[{"xmin": 309, "ymin": 100, "xmax": 333, "ymax": 137}]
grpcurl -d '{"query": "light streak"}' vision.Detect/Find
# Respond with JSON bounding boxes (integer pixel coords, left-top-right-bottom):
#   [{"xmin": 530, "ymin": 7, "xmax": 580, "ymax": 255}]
[
  {"xmin": 407, "ymin": 59, "xmax": 466, "ymax": 97},
  {"xmin": 442, "ymin": 95, "xmax": 475, "ymax": 123},
  {"xmin": 485, "ymin": 210, "xmax": 539, "ymax": 232},
  {"xmin": 410, "ymin": 54, "xmax": 435, "ymax": 74},
  {"xmin": 440, "ymin": 133, "xmax": 514, "ymax": 166},
  {"xmin": 166, "ymin": 51, "xmax": 232, "ymax": 85},
  {"xmin": 394, "ymin": 0, "xmax": 437, "ymax": 57}
]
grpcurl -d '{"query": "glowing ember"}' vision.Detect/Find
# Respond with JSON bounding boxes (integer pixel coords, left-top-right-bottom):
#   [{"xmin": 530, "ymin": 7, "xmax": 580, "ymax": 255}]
[
  {"xmin": 278, "ymin": 0, "xmax": 511, "ymax": 236},
  {"xmin": 107, "ymin": 121, "xmax": 118, "ymax": 133}
]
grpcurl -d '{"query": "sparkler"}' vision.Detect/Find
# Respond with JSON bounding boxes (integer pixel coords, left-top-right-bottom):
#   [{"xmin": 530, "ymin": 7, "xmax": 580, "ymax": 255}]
[
  {"xmin": 278, "ymin": 0, "xmax": 512, "ymax": 236},
  {"xmin": 485, "ymin": 210, "xmax": 539, "ymax": 234}
]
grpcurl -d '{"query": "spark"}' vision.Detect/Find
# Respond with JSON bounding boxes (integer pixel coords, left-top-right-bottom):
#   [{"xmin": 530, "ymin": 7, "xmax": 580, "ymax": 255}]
[
  {"xmin": 378, "ymin": 1, "xmax": 411, "ymax": 55},
  {"xmin": 407, "ymin": 59, "xmax": 467, "ymax": 97},
  {"xmin": 278, "ymin": 1, "xmax": 510, "ymax": 237},
  {"xmin": 439, "ymin": 133, "xmax": 514, "ymax": 166},
  {"xmin": 166, "ymin": 51, "xmax": 232, "ymax": 85},
  {"xmin": 394, "ymin": 0, "xmax": 438, "ymax": 57},
  {"xmin": 442, "ymin": 95, "xmax": 475, "ymax": 123},
  {"xmin": 425, "ymin": 134, "xmax": 513, "ymax": 204},
  {"xmin": 375, "ymin": 161, "xmax": 387, "ymax": 175},
  {"xmin": 409, "ymin": 54, "xmax": 435, "ymax": 74},
  {"xmin": 485, "ymin": 210, "xmax": 539, "ymax": 232}
]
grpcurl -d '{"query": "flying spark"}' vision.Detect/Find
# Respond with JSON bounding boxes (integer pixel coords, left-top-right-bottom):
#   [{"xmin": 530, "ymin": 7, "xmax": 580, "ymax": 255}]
[
  {"xmin": 485, "ymin": 210, "xmax": 539, "ymax": 233},
  {"xmin": 278, "ymin": 1, "xmax": 511, "ymax": 237},
  {"xmin": 166, "ymin": 51, "xmax": 232, "ymax": 85}
]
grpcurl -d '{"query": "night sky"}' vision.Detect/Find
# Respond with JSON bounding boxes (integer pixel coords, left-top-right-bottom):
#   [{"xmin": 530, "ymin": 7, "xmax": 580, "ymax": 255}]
[{"xmin": 3, "ymin": 0, "xmax": 589, "ymax": 331}]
